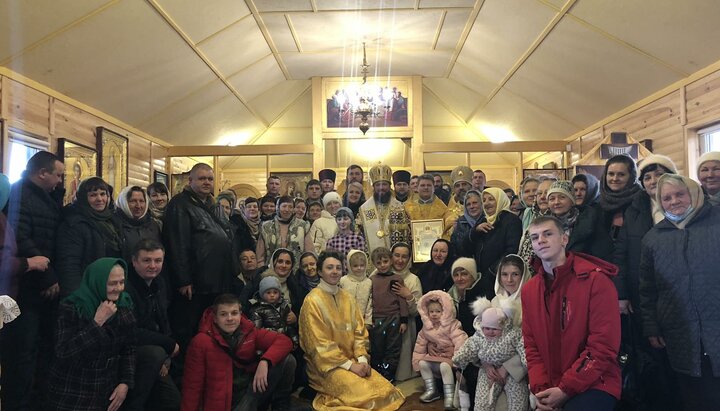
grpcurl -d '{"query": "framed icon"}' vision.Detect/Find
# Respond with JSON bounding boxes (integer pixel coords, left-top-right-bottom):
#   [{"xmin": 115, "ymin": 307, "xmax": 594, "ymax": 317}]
[{"xmin": 411, "ymin": 219, "xmax": 444, "ymax": 263}]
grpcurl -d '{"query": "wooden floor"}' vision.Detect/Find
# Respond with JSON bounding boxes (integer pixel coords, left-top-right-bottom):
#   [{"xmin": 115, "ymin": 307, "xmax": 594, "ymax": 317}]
[{"xmin": 397, "ymin": 377, "xmax": 447, "ymax": 411}]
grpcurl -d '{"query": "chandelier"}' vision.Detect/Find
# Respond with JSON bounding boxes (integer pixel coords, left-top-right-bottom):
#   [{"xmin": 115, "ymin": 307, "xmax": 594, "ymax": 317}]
[{"xmin": 355, "ymin": 42, "xmax": 373, "ymax": 134}]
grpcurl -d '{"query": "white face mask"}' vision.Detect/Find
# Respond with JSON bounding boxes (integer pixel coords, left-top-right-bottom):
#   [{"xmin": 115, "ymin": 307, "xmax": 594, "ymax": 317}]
[{"xmin": 664, "ymin": 206, "xmax": 694, "ymax": 223}]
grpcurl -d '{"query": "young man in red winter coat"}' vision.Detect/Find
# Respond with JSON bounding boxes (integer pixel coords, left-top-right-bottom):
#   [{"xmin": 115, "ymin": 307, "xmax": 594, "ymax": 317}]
[
  {"xmin": 521, "ymin": 216, "xmax": 621, "ymax": 411},
  {"xmin": 181, "ymin": 294, "xmax": 298, "ymax": 411}
]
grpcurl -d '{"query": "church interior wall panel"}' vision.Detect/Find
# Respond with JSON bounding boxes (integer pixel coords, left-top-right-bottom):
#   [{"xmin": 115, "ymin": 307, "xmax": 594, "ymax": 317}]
[{"xmin": 6, "ymin": 78, "xmax": 51, "ymax": 140}]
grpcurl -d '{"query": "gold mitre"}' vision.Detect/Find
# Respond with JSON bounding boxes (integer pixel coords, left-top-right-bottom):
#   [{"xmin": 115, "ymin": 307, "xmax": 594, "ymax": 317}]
[
  {"xmin": 451, "ymin": 165, "xmax": 473, "ymax": 186},
  {"xmin": 369, "ymin": 163, "xmax": 393, "ymax": 185}
]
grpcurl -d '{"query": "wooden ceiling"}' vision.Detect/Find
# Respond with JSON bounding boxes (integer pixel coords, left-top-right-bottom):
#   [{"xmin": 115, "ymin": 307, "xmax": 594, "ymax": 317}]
[{"xmin": 1, "ymin": 0, "xmax": 719, "ymax": 146}]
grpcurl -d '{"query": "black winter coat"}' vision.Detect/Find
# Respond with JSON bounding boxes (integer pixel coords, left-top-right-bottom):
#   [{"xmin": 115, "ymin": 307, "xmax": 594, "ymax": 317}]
[
  {"xmin": 163, "ymin": 189, "xmax": 236, "ymax": 294},
  {"xmin": 455, "ymin": 278, "xmax": 496, "ymax": 336},
  {"xmin": 566, "ymin": 205, "xmax": 613, "ymax": 261},
  {"xmin": 464, "ymin": 211, "xmax": 522, "ymax": 278},
  {"xmin": 124, "ymin": 270, "xmax": 175, "ymax": 355},
  {"xmin": 229, "ymin": 213, "xmax": 257, "ymax": 253},
  {"xmin": 55, "ymin": 206, "xmax": 124, "ymax": 297},
  {"xmin": 639, "ymin": 204, "xmax": 720, "ymax": 377},
  {"xmin": 116, "ymin": 211, "xmax": 162, "ymax": 264},
  {"xmin": 611, "ymin": 191, "xmax": 654, "ymax": 302},
  {"xmin": 5, "ymin": 178, "xmax": 63, "ymax": 301},
  {"xmin": 451, "ymin": 215, "xmax": 474, "ymax": 258}
]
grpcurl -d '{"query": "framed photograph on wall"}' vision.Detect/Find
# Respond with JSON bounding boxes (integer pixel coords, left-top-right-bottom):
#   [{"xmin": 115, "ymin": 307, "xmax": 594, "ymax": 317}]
[
  {"xmin": 96, "ymin": 127, "xmax": 128, "ymax": 191},
  {"xmin": 523, "ymin": 168, "xmax": 567, "ymax": 181},
  {"xmin": 154, "ymin": 170, "xmax": 169, "ymax": 187},
  {"xmin": 57, "ymin": 138, "xmax": 98, "ymax": 205}
]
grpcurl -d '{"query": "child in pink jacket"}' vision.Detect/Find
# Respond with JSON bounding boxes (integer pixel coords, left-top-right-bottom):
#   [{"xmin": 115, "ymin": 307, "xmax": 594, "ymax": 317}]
[{"xmin": 412, "ymin": 290, "xmax": 468, "ymax": 409}]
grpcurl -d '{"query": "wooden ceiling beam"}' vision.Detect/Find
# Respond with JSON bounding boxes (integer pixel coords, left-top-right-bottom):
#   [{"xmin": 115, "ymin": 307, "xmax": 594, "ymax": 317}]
[
  {"xmin": 168, "ymin": 144, "xmax": 314, "ymax": 157},
  {"xmin": 421, "ymin": 141, "xmax": 567, "ymax": 153}
]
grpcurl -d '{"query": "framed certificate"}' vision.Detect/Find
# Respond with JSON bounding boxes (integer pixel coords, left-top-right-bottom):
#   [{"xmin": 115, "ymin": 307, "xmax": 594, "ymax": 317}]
[{"xmin": 411, "ymin": 219, "xmax": 444, "ymax": 263}]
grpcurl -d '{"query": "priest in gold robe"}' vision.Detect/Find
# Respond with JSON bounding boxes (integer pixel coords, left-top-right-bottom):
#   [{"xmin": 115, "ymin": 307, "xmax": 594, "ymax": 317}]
[
  {"xmin": 404, "ymin": 173, "xmax": 448, "ymax": 221},
  {"xmin": 357, "ymin": 163, "xmax": 411, "ymax": 255},
  {"xmin": 299, "ymin": 251, "xmax": 405, "ymax": 411},
  {"xmin": 443, "ymin": 165, "xmax": 473, "ymax": 239}
]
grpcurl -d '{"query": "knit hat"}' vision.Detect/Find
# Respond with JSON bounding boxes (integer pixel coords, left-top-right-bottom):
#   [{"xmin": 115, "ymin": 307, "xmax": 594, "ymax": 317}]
[
  {"xmin": 639, "ymin": 154, "xmax": 677, "ymax": 175},
  {"xmin": 480, "ymin": 307, "xmax": 509, "ymax": 329},
  {"xmin": 322, "ymin": 191, "xmax": 341, "ymax": 208},
  {"xmin": 259, "ymin": 276, "xmax": 281, "ymax": 296},
  {"xmin": 451, "ymin": 257, "xmax": 478, "ymax": 281},
  {"xmin": 697, "ymin": 151, "xmax": 720, "ymax": 175},
  {"xmin": 546, "ymin": 180, "xmax": 574, "ymax": 202},
  {"xmin": 319, "ymin": 169, "xmax": 336, "ymax": 182},
  {"xmin": 392, "ymin": 170, "xmax": 411, "ymax": 185}
]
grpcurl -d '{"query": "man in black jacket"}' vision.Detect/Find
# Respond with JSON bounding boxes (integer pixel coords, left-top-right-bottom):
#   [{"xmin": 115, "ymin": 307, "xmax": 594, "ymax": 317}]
[
  {"xmin": 163, "ymin": 163, "xmax": 236, "ymax": 359},
  {"xmin": 124, "ymin": 239, "xmax": 181, "ymax": 411},
  {"xmin": 2, "ymin": 151, "xmax": 64, "ymax": 410}
]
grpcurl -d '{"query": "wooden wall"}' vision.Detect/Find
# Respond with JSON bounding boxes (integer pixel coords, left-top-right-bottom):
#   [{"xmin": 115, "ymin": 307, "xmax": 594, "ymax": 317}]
[{"xmin": 0, "ymin": 73, "xmax": 169, "ymax": 188}]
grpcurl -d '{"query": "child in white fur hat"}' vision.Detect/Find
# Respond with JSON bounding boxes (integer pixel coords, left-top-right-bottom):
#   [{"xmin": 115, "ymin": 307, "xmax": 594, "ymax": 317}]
[{"xmin": 453, "ymin": 298, "xmax": 529, "ymax": 411}]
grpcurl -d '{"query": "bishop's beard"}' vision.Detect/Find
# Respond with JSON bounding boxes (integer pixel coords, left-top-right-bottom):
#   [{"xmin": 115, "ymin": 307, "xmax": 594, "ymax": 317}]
[{"xmin": 374, "ymin": 191, "xmax": 392, "ymax": 204}]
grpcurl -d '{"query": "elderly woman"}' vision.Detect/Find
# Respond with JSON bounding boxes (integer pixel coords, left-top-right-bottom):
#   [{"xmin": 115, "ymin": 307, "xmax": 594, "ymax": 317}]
[
  {"xmin": 56, "ymin": 177, "xmax": 124, "ymax": 297},
  {"xmin": 305, "ymin": 192, "xmax": 341, "ymax": 255},
  {"xmin": 146, "ymin": 182, "xmax": 169, "ymax": 223},
  {"xmin": 546, "ymin": 180, "xmax": 612, "ymax": 259},
  {"xmin": 518, "ymin": 177, "xmax": 555, "ymax": 265},
  {"xmin": 115, "ymin": 186, "xmax": 162, "ymax": 263},
  {"xmin": 299, "ymin": 251, "xmax": 405, "ymax": 410},
  {"xmin": 518, "ymin": 177, "xmax": 540, "ymax": 230},
  {"xmin": 416, "ymin": 239, "xmax": 456, "ymax": 293},
  {"xmin": 600, "ymin": 154, "xmax": 642, "ymax": 241},
  {"xmin": 230, "ymin": 196, "xmax": 261, "ymax": 253},
  {"xmin": 639, "ymin": 174, "xmax": 720, "ymax": 410},
  {"xmin": 697, "ymin": 151, "xmax": 720, "ymax": 206},
  {"xmin": 256, "ymin": 196, "xmax": 309, "ymax": 267},
  {"xmin": 452, "ymin": 189, "xmax": 483, "ymax": 257},
  {"xmin": 464, "ymin": 187, "xmax": 522, "ymax": 280},
  {"xmin": 571, "ymin": 173, "xmax": 600, "ymax": 208},
  {"xmin": 47, "ymin": 258, "xmax": 135, "ymax": 411}
]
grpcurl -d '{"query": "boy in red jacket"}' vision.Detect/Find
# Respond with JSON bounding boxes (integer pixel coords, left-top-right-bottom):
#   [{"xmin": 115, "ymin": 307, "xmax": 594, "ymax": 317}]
[
  {"xmin": 521, "ymin": 216, "xmax": 621, "ymax": 411},
  {"xmin": 181, "ymin": 294, "xmax": 296, "ymax": 411}
]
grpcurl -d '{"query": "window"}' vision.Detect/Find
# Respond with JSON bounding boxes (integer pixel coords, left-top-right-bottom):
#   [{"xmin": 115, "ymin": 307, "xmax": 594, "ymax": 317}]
[
  {"xmin": 698, "ymin": 123, "xmax": 720, "ymax": 155},
  {"xmin": 7, "ymin": 128, "xmax": 49, "ymax": 183}
]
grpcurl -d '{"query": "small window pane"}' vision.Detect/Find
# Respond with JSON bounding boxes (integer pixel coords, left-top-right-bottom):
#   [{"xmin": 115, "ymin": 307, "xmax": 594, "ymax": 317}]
[{"xmin": 8, "ymin": 142, "xmax": 40, "ymax": 183}]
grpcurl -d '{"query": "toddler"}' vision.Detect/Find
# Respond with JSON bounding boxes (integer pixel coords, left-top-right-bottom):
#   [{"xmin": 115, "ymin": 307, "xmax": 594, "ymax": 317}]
[
  {"xmin": 412, "ymin": 290, "xmax": 468, "ymax": 409},
  {"xmin": 338, "ymin": 249, "xmax": 373, "ymax": 326},
  {"xmin": 453, "ymin": 298, "xmax": 528, "ymax": 411},
  {"xmin": 369, "ymin": 246, "xmax": 408, "ymax": 381},
  {"xmin": 248, "ymin": 276, "xmax": 299, "ymax": 349}
]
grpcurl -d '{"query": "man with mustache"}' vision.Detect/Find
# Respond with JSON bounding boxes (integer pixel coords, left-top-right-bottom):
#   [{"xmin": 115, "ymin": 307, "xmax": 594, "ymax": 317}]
[{"xmin": 357, "ymin": 163, "xmax": 411, "ymax": 255}]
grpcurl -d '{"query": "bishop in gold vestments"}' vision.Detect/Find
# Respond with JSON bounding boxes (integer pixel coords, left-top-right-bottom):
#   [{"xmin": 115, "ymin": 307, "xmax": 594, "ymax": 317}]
[{"xmin": 299, "ymin": 281, "xmax": 405, "ymax": 411}]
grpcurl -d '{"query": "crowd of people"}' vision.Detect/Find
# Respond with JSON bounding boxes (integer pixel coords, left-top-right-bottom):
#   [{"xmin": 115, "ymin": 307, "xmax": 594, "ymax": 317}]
[{"xmin": 0, "ymin": 149, "xmax": 718, "ymax": 411}]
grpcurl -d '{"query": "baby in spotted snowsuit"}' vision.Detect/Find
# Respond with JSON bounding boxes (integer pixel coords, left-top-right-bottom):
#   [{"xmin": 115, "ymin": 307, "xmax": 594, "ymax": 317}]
[{"xmin": 453, "ymin": 298, "xmax": 529, "ymax": 411}]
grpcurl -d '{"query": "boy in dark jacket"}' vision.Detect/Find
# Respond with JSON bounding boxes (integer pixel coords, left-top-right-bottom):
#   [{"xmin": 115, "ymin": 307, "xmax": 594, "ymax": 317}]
[
  {"xmin": 182, "ymin": 293, "xmax": 296, "ymax": 411},
  {"xmin": 249, "ymin": 276, "xmax": 299, "ymax": 349}
]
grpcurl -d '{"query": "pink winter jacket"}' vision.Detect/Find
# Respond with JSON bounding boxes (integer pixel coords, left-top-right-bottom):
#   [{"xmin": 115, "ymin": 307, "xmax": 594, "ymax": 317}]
[{"xmin": 412, "ymin": 290, "xmax": 468, "ymax": 370}]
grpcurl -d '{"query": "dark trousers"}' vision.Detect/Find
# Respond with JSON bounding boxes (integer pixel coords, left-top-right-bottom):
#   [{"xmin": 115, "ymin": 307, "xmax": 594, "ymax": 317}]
[
  {"xmin": 168, "ymin": 292, "xmax": 217, "ymax": 386},
  {"xmin": 370, "ymin": 315, "xmax": 402, "ymax": 380},
  {"xmin": 563, "ymin": 389, "xmax": 616, "ymax": 411},
  {"xmin": 677, "ymin": 354, "xmax": 720, "ymax": 411},
  {"xmin": 123, "ymin": 345, "xmax": 180, "ymax": 411},
  {"xmin": 234, "ymin": 354, "xmax": 296, "ymax": 411},
  {"xmin": 0, "ymin": 297, "xmax": 56, "ymax": 411}
]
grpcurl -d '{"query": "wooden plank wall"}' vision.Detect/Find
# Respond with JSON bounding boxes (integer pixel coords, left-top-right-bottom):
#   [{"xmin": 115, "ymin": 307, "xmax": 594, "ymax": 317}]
[{"xmin": 0, "ymin": 75, "xmax": 168, "ymax": 187}]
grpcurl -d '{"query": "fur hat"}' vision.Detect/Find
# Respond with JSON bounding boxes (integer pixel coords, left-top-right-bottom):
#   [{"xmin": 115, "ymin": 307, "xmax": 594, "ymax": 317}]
[
  {"xmin": 322, "ymin": 191, "xmax": 341, "ymax": 208},
  {"xmin": 546, "ymin": 180, "xmax": 574, "ymax": 202},
  {"xmin": 697, "ymin": 151, "xmax": 720, "ymax": 175},
  {"xmin": 259, "ymin": 276, "xmax": 281, "ymax": 297},
  {"xmin": 451, "ymin": 257, "xmax": 478, "ymax": 281}
]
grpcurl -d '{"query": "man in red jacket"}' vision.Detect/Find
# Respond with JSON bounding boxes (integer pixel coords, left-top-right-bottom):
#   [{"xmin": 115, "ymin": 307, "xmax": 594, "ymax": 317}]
[
  {"xmin": 521, "ymin": 216, "xmax": 621, "ymax": 411},
  {"xmin": 181, "ymin": 293, "xmax": 300, "ymax": 411}
]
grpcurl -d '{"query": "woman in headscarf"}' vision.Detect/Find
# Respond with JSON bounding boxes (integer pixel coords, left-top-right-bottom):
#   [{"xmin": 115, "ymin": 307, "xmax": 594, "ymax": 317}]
[
  {"xmin": 305, "ymin": 192, "xmax": 341, "ymax": 255},
  {"xmin": 612, "ymin": 155, "xmax": 680, "ymax": 410},
  {"xmin": 518, "ymin": 177, "xmax": 556, "ymax": 267},
  {"xmin": 56, "ymin": 177, "xmax": 124, "ymax": 297},
  {"xmin": 600, "ymin": 154, "xmax": 643, "ymax": 241},
  {"xmin": 213, "ymin": 190, "xmax": 236, "ymax": 220},
  {"xmin": 114, "ymin": 186, "xmax": 162, "ymax": 263},
  {"xmin": 259, "ymin": 248, "xmax": 306, "ymax": 319},
  {"xmin": 451, "ymin": 189, "xmax": 483, "ymax": 257},
  {"xmin": 297, "ymin": 251, "xmax": 320, "ymax": 294},
  {"xmin": 571, "ymin": 173, "xmax": 600, "ymax": 208},
  {"xmin": 230, "ymin": 196, "xmax": 260, "ymax": 253},
  {"xmin": 639, "ymin": 174, "xmax": 720, "ymax": 410},
  {"xmin": 416, "ymin": 239, "xmax": 456, "ymax": 293},
  {"xmin": 463, "ymin": 187, "xmax": 522, "ymax": 282},
  {"xmin": 259, "ymin": 195, "xmax": 276, "ymax": 222},
  {"xmin": 47, "ymin": 258, "xmax": 135, "ymax": 411},
  {"xmin": 546, "ymin": 180, "xmax": 612, "ymax": 259},
  {"xmin": 343, "ymin": 181, "xmax": 365, "ymax": 218},
  {"xmin": 256, "ymin": 196, "xmax": 309, "ymax": 268},
  {"xmin": 697, "ymin": 151, "xmax": 720, "ymax": 206},
  {"xmin": 146, "ymin": 182, "xmax": 169, "ymax": 224},
  {"xmin": 518, "ymin": 177, "xmax": 540, "ymax": 230}
]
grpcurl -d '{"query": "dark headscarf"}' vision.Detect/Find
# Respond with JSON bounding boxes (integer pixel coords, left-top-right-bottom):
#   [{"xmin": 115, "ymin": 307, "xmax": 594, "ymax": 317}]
[
  {"xmin": 63, "ymin": 258, "xmax": 132, "ymax": 320},
  {"xmin": 297, "ymin": 251, "xmax": 320, "ymax": 292},
  {"xmin": 599, "ymin": 155, "xmax": 642, "ymax": 213},
  {"xmin": 417, "ymin": 239, "xmax": 456, "ymax": 293},
  {"xmin": 571, "ymin": 173, "xmax": 600, "ymax": 207},
  {"xmin": 75, "ymin": 177, "xmax": 122, "ymax": 252}
]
